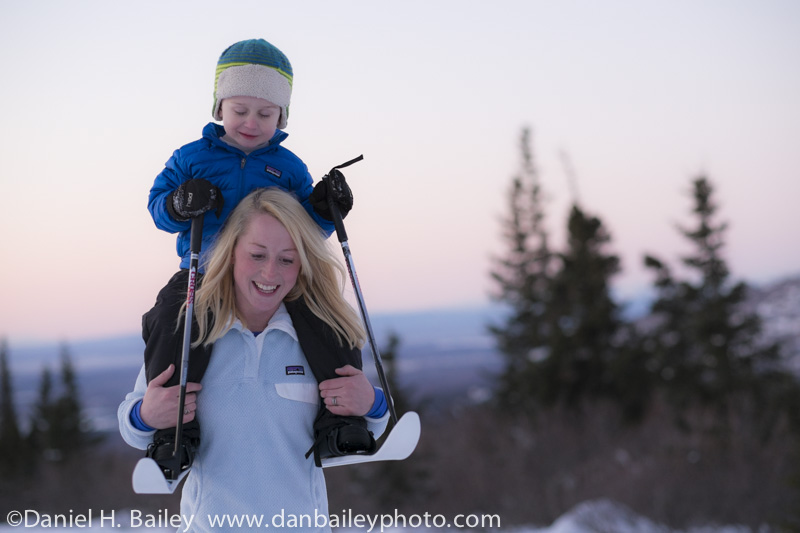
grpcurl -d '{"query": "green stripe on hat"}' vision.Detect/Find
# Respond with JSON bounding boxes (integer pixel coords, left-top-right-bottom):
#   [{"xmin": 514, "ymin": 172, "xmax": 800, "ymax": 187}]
[{"xmin": 215, "ymin": 61, "xmax": 293, "ymax": 87}]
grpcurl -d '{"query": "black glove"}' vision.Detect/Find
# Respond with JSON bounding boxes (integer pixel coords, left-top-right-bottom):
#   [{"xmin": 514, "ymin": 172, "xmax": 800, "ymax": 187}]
[
  {"xmin": 310, "ymin": 169, "xmax": 353, "ymax": 221},
  {"xmin": 167, "ymin": 179, "xmax": 224, "ymax": 221}
]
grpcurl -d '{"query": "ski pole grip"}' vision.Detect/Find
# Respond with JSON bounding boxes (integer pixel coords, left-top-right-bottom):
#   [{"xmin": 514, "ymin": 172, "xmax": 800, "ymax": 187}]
[
  {"xmin": 323, "ymin": 155, "xmax": 363, "ymax": 243},
  {"xmin": 190, "ymin": 215, "xmax": 204, "ymax": 254},
  {"xmin": 325, "ymin": 178, "xmax": 348, "ymax": 243}
]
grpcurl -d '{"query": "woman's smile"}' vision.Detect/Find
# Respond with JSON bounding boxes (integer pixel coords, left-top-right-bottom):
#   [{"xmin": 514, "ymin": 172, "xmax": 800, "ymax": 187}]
[{"xmin": 253, "ymin": 281, "xmax": 278, "ymax": 294}]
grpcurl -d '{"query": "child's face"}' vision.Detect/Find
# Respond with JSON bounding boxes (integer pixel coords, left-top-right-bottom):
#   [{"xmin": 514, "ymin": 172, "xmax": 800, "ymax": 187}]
[{"xmin": 220, "ymin": 96, "xmax": 281, "ymax": 150}]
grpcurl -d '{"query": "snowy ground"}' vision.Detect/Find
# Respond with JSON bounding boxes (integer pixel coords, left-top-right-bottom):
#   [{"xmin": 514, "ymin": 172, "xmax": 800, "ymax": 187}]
[{"xmin": 0, "ymin": 500, "xmax": 765, "ymax": 532}]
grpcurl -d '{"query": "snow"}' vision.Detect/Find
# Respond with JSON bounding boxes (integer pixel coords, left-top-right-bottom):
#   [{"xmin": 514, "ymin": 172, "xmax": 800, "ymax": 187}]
[
  {"xmin": 519, "ymin": 501, "xmax": 756, "ymax": 533},
  {"xmin": 0, "ymin": 500, "xmax": 765, "ymax": 532}
]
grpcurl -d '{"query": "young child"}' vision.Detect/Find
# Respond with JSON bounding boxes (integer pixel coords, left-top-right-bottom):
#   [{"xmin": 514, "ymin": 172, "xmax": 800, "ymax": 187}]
[{"xmin": 138, "ymin": 38, "xmax": 380, "ymax": 477}]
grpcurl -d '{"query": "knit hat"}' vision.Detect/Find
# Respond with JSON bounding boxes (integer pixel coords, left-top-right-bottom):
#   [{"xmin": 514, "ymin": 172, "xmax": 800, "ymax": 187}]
[{"xmin": 212, "ymin": 39, "xmax": 293, "ymax": 129}]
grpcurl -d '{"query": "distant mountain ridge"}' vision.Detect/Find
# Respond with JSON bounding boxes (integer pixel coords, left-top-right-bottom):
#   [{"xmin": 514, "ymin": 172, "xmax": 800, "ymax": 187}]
[
  {"xmin": 742, "ymin": 274, "xmax": 800, "ymax": 372},
  {"xmin": 4, "ymin": 304, "xmax": 502, "ymax": 375},
  {"xmin": 7, "ymin": 274, "xmax": 798, "ymax": 366},
  {"xmin": 4, "ymin": 274, "xmax": 798, "ymax": 433}
]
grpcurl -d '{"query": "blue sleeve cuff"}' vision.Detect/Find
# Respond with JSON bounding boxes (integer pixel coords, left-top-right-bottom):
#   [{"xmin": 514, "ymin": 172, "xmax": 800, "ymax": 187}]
[
  {"xmin": 366, "ymin": 387, "xmax": 388, "ymax": 418},
  {"xmin": 130, "ymin": 399, "xmax": 156, "ymax": 432}
]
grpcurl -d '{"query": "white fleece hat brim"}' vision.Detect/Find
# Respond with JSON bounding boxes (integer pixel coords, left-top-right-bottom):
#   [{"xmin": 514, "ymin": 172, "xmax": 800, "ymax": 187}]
[{"xmin": 213, "ymin": 64, "xmax": 292, "ymax": 129}]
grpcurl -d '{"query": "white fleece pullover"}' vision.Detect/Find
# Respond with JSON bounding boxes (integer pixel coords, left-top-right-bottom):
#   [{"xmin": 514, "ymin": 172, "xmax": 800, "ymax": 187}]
[{"xmin": 118, "ymin": 304, "xmax": 388, "ymax": 532}]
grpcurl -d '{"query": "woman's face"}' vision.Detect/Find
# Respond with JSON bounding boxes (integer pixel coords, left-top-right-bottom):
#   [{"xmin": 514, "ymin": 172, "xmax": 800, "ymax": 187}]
[{"xmin": 232, "ymin": 212, "xmax": 301, "ymax": 331}]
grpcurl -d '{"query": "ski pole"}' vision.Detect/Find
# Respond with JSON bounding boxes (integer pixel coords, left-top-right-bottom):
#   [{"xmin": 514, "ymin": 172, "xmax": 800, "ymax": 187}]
[
  {"xmin": 169, "ymin": 215, "xmax": 204, "ymax": 479},
  {"xmin": 323, "ymin": 156, "xmax": 398, "ymax": 425}
]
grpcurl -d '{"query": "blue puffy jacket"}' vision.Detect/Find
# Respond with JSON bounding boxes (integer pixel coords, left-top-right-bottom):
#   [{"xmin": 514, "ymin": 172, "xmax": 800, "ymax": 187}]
[{"xmin": 148, "ymin": 123, "xmax": 334, "ymax": 269}]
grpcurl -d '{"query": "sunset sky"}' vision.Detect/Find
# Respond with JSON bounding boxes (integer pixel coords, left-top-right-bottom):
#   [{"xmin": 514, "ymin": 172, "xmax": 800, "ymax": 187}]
[{"xmin": 1, "ymin": 0, "xmax": 798, "ymax": 344}]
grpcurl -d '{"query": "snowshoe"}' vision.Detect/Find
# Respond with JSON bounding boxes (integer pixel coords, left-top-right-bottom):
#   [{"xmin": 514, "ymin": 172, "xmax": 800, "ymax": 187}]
[
  {"xmin": 145, "ymin": 422, "xmax": 200, "ymax": 480},
  {"xmin": 306, "ymin": 410, "xmax": 377, "ymax": 466}
]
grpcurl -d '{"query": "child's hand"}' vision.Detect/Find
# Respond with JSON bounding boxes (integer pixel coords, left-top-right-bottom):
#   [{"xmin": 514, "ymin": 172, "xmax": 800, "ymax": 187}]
[
  {"xmin": 310, "ymin": 174, "xmax": 353, "ymax": 221},
  {"xmin": 168, "ymin": 179, "xmax": 224, "ymax": 221}
]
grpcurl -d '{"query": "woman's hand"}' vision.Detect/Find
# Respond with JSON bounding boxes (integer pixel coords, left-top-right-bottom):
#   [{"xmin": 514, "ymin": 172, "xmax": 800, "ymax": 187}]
[
  {"xmin": 140, "ymin": 364, "xmax": 202, "ymax": 429},
  {"xmin": 318, "ymin": 365, "xmax": 375, "ymax": 417}
]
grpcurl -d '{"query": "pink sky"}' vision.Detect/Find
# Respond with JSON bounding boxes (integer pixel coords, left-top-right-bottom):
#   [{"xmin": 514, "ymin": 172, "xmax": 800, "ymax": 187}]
[{"xmin": 1, "ymin": 0, "xmax": 799, "ymax": 344}]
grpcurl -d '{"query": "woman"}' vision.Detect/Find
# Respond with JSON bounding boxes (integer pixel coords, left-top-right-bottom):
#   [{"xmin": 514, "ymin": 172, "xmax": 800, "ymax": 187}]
[{"xmin": 118, "ymin": 188, "xmax": 388, "ymax": 532}]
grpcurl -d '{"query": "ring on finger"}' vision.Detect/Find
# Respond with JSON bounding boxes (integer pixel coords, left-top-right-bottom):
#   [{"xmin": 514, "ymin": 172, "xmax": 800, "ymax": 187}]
[{"xmin": 332, "ymin": 396, "xmax": 338, "ymax": 406}]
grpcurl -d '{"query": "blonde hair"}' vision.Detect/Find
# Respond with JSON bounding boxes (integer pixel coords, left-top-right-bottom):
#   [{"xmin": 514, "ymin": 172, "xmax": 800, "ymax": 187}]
[{"xmin": 190, "ymin": 188, "xmax": 365, "ymax": 349}]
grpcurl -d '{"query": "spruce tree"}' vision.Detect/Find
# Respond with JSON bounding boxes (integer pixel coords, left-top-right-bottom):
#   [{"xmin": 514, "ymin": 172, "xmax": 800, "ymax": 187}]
[
  {"xmin": 54, "ymin": 344, "xmax": 87, "ymax": 457},
  {"xmin": 29, "ymin": 344, "xmax": 94, "ymax": 462},
  {"xmin": 490, "ymin": 129, "xmax": 634, "ymax": 414},
  {"xmin": 28, "ymin": 365, "xmax": 56, "ymax": 459},
  {"xmin": 0, "ymin": 338, "xmax": 24, "ymax": 478},
  {"xmin": 489, "ymin": 128, "xmax": 555, "ymax": 412},
  {"xmin": 643, "ymin": 176, "xmax": 784, "ymax": 427},
  {"xmin": 541, "ymin": 205, "xmax": 623, "ymax": 407}
]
